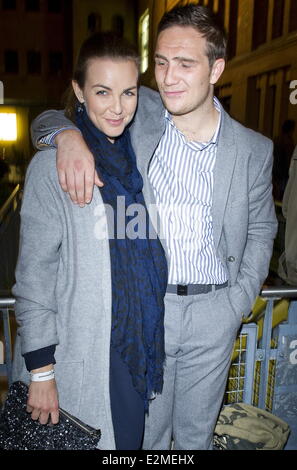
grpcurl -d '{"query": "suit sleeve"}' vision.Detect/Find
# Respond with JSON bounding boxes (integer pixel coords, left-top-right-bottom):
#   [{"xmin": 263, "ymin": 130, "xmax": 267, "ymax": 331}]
[
  {"xmin": 228, "ymin": 140, "xmax": 278, "ymax": 317},
  {"xmin": 12, "ymin": 155, "xmax": 63, "ymax": 355},
  {"xmin": 30, "ymin": 109, "xmax": 80, "ymax": 150}
]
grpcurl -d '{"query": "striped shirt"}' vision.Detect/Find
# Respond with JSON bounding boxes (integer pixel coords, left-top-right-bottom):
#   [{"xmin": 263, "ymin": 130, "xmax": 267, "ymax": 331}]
[
  {"xmin": 38, "ymin": 130, "xmax": 64, "ymax": 147},
  {"xmin": 148, "ymin": 97, "xmax": 228, "ymax": 285}
]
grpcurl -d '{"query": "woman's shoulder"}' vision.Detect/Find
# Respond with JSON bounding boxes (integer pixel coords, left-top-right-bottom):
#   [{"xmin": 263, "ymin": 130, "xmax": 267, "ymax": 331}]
[{"xmin": 26, "ymin": 148, "xmax": 58, "ymax": 183}]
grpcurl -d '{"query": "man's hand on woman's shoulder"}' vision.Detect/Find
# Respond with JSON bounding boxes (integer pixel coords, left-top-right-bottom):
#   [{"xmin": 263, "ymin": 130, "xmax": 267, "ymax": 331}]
[{"xmin": 55, "ymin": 130, "xmax": 103, "ymax": 207}]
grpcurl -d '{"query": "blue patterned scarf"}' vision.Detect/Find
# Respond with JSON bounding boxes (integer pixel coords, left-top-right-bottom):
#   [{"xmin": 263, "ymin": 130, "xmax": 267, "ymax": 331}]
[{"xmin": 76, "ymin": 105, "xmax": 167, "ymax": 410}]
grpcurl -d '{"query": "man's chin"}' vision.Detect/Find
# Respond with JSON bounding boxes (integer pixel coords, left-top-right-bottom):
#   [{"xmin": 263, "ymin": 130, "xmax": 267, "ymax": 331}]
[{"xmin": 159, "ymin": 94, "xmax": 187, "ymax": 116}]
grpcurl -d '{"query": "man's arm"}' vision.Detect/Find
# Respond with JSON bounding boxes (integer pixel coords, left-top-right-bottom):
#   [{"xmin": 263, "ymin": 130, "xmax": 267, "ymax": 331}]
[
  {"xmin": 228, "ymin": 140, "xmax": 278, "ymax": 317},
  {"xmin": 31, "ymin": 110, "xmax": 103, "ymax": 206}
]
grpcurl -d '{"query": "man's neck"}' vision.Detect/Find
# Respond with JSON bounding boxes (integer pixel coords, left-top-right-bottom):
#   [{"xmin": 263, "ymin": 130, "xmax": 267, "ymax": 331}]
[{"xmin": 172, "ymin": 100, "xmax": 220, "ymax": 143}]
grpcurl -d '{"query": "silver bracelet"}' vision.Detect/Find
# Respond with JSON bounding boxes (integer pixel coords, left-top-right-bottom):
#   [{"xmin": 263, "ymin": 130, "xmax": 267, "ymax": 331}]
[{"xmin": 30, "ymin": 369, "xmax": 55, "ymax": 382}]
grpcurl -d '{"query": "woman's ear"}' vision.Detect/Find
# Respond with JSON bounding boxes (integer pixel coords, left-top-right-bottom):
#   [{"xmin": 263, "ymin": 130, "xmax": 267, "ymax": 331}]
[{"xmin": 72, "ymin": 80, "xmax": 85, "ymax": 103}]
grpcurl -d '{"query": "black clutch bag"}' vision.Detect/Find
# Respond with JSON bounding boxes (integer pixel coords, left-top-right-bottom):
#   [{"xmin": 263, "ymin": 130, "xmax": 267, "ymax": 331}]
[{"xmin": 0, "ymin": 381, "xmax": 101, "ymax": 450}]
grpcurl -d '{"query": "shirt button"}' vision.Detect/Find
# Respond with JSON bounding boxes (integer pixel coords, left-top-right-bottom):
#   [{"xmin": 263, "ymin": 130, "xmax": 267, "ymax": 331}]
[{"xmin": 228, "ymin": 256, "xmax": 235, "ymax": 262}]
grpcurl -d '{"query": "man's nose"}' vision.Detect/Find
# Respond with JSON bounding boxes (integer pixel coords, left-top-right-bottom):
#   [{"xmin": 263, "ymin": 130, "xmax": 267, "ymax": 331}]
[{"xmin": 164, "ymin": 64, "xmax": 179, "ymax": 86}]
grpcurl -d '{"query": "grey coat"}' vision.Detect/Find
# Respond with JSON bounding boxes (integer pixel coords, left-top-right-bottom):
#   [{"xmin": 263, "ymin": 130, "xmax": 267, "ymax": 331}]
[{"xmin": 12, "ymin": 150, "xmax": 115, "ymax": 449}]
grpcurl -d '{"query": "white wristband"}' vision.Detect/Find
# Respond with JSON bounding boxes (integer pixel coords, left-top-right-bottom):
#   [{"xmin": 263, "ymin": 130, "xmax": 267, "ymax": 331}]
[{"xmin": 30, "ymin": 369, "xmax": 55, "ymax": 382}]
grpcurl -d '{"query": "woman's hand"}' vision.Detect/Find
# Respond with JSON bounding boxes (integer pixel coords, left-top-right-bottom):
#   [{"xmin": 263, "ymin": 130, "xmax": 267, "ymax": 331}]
[
  {"xmin": 27, "ymin": 365, "xmax": 60, "ymax": 425},
  {"xmin": 55, "ymin": 130, "xmax": 103, "ymax": 207}
]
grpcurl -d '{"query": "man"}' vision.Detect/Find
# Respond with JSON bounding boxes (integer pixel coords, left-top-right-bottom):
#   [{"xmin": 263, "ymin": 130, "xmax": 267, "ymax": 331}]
[
  {"xmin": 31, "ymin": 5, "xmax": 277, "ymax": 450},
  {"xmin": 278, "ymin": 145, "xmax": 297, "ymax": 286}
]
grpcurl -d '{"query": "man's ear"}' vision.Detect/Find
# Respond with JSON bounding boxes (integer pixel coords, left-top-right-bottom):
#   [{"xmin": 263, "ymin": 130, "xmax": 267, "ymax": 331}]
[
  {"xmin": 210, "ymin": 58, "xmax": 225, "ymax": 85},
  {"xmin": 72, "ymin": 80, "xmax": 85, "ymax": 103}
]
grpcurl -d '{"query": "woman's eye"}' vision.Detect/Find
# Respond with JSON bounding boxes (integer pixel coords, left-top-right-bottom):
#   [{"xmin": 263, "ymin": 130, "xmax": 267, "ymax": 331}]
[
  {"xmin": 96, "ymin": 90, "xmax": 107, "ymax": 95},
  {"xmin": 124, "ymin": 91, "xmax": 135, "ymax": 97}
]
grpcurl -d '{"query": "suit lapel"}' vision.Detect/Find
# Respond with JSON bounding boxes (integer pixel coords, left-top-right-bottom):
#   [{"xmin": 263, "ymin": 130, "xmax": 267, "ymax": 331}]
[
  {"xmin": 130, "ymin": 99, "xmax": 168, "ymax": 253},
  {"xmin": 130, "ymin": 101, "xmax": 165, "ymax": 208},
  {"xmin": 212, "ymin": 109, "xmax": 237, "ymax": 249}
]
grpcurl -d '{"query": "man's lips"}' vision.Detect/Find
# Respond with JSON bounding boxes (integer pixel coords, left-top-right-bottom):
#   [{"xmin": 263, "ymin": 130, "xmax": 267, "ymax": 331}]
[{"xmin": 163, "ymin": 90, "xmax": 185, "ymax": 98}]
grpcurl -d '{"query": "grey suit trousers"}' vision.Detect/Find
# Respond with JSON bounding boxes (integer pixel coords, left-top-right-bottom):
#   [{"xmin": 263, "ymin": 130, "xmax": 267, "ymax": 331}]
[{"xmin": 142, "ymin": 286, "xmax": 242, "ymax": 450}]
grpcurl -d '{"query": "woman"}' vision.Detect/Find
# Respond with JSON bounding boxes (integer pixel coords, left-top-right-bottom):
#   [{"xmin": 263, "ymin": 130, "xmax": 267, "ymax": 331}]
[{"xmin": 11, "ymin": 32, "xmax": 167, "ymax": 450}]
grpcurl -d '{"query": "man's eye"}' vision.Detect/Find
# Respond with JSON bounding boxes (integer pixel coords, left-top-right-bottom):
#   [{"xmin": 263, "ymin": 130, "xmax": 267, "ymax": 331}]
[
  {"xmin": 155, "ymin": 60, "xmax": 166, "ymax": 66},
  {"xmin": 124, "ymin": 91, "xmax": 135, "ymax": 96},
  {"xmin": 181, "ymin": 63, "xmax": 192, "ymax": 68}
]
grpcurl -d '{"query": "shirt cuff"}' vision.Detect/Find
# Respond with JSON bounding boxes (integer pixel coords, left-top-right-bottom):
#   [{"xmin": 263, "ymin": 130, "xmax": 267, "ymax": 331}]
[
  {"xmin": 38, "ymin": 127, "xmax": 82, "ymax": 147},
  {"xmin": 23, "ymin": 345, "xmax": 56, "ymax": 372}
]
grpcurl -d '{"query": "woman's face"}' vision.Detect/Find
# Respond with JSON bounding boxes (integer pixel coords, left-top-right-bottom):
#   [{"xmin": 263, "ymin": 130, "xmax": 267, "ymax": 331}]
[{"xmin": 73, "ymin": 57, "xmax": 138, "ymax": 141}]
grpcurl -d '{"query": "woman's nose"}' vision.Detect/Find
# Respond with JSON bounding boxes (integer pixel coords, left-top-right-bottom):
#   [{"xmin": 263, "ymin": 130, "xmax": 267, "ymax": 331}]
[{"xmin": 110, "ymin": 97, "xmax": 123, "ymax": 115}]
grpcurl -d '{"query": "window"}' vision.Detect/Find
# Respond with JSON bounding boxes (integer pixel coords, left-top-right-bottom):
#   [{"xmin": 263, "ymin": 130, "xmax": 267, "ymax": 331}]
[
  {"xmin": 252, "ymin": 0, "xmax": 269, "ymax": 49},
  {"xmin": 2, "ymin": 0, "xmax": 16, "ymax": 9},
  {"xmin": 139, "ymin": 9, "xmax": 149, "ymax": 74},
  {"xmin": 48, "ymin": 0, "xmax": 62, "ymax": 13},
  {"xmin": 289, "ymin": 0, "xmax": 297, "ymax": 32},
  {"xmin": 220, "ymin": 95, "xmax": 231, "ymax": 114},
  {"xmin": 263, "ymin": 84, "xmax": 276, "ymax": 138},
  {"xmin": 87, "ymin": 13, "xmax": 101, "ymax": 34},
  {"xmin": 207, "ymin": 0, "xmax": 214, "ymax": 12},
  {"xmin": 112, "ymin": 15, "xmax": 124, "ymax": 37},
  {"xmin": 246, "ymin": 76, "xmax": 261, "ymax": 131},
  {"xmin": 27, "ymin": 51, "xmax": 41, "ymax": 74},
  {"xmin": 49, "ymin": 52, "xmax": 63, "ymax": 75},
  {"xmin": 217, "ymin": 0, "xmax": 225, "ymax": 28},
  {"xmin": 272, "ymin": 0, "xmax": 284, "ymax": 39},
  {"xmin": 25, "ymin": 0, "xmax": 40, "ymax": 11},
  {"xmin": 4, "ymin": 50, "xmax": 18, "ymax": 74},
  {"xmin": 228, "ymin": 0, "xmax": 238, "ymax": 59}
]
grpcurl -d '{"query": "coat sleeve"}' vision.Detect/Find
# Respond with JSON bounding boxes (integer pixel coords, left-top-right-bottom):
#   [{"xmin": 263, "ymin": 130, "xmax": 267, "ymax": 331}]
[
  {"xmin": 12, "ymin": 153, "xmax": 63, "ymax": 355},
  {"xmin": 228, "ymin": 140, "xmax": 278, "ymax": 317},
  {"xmin": 30, "ymin": 109, "xmax": 80, "ymax": 150}
]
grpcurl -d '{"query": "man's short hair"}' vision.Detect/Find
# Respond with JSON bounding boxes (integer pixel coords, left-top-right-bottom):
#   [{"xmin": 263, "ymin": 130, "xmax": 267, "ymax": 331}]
[{"xmin": 158, "ymin": 4, "xmax": 227, "ymax": 67}]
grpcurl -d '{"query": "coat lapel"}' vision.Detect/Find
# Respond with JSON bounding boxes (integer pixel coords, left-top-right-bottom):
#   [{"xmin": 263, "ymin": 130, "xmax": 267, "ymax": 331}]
[{"xmin": 212, "ymin": 109, "xmax": 237, "ymax": 249}]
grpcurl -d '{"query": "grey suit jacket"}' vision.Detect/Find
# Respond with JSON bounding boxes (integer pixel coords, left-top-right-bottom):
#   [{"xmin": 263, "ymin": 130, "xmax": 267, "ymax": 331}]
[{"xmin": 31, "ymin": 85, "xmax": 278, "ymax": 318}]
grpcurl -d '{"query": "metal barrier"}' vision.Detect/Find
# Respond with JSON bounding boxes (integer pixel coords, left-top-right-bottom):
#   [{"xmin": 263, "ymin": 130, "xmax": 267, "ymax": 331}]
[
  {"xmin": 0, "ymin": 185, "xmax": 22, "ymax": 292},
  {"xmin": 0, "ymin": 298, "xmax": 15, "ymax": 387},
  {"xmin": 224, "ymin": 287, "xmax": 297, "ymax": 450}
]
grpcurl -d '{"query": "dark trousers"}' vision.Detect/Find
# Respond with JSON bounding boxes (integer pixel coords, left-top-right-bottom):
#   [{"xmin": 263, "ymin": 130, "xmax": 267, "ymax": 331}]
[{"xmin": 109, "ymin": 346, "xmax": 145, "ymax": 450}]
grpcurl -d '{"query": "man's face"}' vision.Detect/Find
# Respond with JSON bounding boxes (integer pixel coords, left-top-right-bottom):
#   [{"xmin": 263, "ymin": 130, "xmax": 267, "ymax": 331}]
[{"xmin": 154, "ymin": 26, "xmax": 224, "ymax": 118}]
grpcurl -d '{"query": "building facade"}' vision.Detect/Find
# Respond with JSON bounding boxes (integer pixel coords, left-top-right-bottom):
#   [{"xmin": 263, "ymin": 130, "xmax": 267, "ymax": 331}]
[
  {"xmin": 0, "ymin": 0, "xmax": 137, "ymax": 176},
  {"xmin": 0, "ymin": 0, "xmax": 73, "ymax": 170}
]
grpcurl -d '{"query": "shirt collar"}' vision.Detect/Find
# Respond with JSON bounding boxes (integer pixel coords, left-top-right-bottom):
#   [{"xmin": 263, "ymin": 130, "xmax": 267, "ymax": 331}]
[{"xmin": 164, "ymin": 96, "xmax": 222, "ymax": 149}]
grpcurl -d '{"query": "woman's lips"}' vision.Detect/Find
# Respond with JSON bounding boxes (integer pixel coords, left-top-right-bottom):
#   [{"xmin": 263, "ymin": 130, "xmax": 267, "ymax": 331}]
[{"xmin": 105, "ymin": 118, "xmax": 124, "ymax": 127}]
